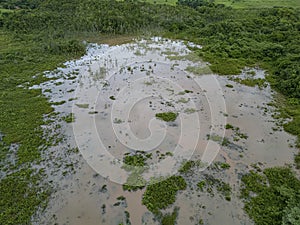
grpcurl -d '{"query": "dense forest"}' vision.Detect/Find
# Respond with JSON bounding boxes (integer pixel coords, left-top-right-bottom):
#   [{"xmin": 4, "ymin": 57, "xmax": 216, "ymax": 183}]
[{"xmin": 0, "ymin": 0, "xmax": 300, "ymax": 224}]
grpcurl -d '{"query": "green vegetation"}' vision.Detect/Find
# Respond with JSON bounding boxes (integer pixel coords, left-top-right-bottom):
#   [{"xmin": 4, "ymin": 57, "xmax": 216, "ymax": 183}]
[
  {"xmin": 155, "ymin": 112, "xmax": 178, "ymax": 122},
  {"xmin": 225, "ymin": 124, "xmax": 248, "ymax": 140},
  {"xmin": 75, "ymin": 103, "xmax": 89, "ymax": 108},
  {"xmin": 122, "ymin": 152, "xmax": 148, "ymax": 191},
  {"xmin": 197, "ymin": 180, "xmax": 206, "ymax": 191},
  {"xmin": 225, "ymin": 123, "xmax": 234, "ymax": 129},
  {"xmin": 161, "ymin": 207, "xmax": 179, "ymax": 225},
  {"xmin": 179, "ymin": 160, "xmax": 205, "ymax": 174},
  {"xmin": 185, "ymin": 65, "xmax": 211, "ymax": 75},
  {"xmin": 241, "ymin": 167, "xmax": 300, "ymax": 225},
  {"xmin": 123, "ymin": 152, "xmax": 147, "ymax": 167},
  {"xmin": 295, "ymin": 153, "xmax": 300, "ymax": 169},
  {"xmin": 177, "ymin": 97, "xmax": 190, "ymax": 103},
  {"xmin": 198, "ymin": 175, "xmax": 232, "ymax": 201},
  {"xmin": 210, "ymin": 161, "xmax": 231, "ymax": 171},
  {"xmin": 207, "ymin": 134, "xmax": 230, "ymax": 146},
  {"xmin": 225, "ymin": 84, "xmax": 233, "ymax": 88},
  {"xmin": 214, "ymin": 0, "xmax": 300, "ymax": 9},
  {"xmin": 184, "ymin": 108, "xmax": 197, "ymax": 114},
  {"xmin": 142, "ymin": 176, "xmax": 186, "ymax": 214},
  {"xmin": 0, "ymin": 169, "xmax": 49, "ymax": 225},
  {"xmin": 62, "ymin": 113, "xmax": 75, "ymax": 123},
  {"xmin": 232, "ymin": 77, "xmax": 267, "ymax": 89},
  {"xmin": 167, "ymin": 52, "xmax": 202, "ymax": 62},
  {"xmin": 1, "ymin": 0, "xmax": 300, "ymax": 223}
]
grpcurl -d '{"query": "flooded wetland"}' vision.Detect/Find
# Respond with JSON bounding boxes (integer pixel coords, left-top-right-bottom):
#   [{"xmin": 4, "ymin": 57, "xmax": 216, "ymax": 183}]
[{"xmin": 34, "ymin": 38, "xmax": 298, "ymax": 225}]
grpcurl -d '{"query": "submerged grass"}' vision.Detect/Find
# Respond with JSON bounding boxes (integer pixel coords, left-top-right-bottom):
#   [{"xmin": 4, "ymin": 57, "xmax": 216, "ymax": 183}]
[
  {"xmin": 185, "ymin": 65, "xmax": 211, "ymax": 75},
  {"xmin": 241, "ymin": 167, "xmax": 300, "ymax": 225},
  {"xmin": 0, "ymin": 30, "xmax": 85, "ymax": 224}
]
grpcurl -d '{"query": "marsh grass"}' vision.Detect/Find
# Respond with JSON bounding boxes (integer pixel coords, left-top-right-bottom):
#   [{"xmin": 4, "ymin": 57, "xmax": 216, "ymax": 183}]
[
  {"xmin": 185, "ymin": 65, "xmax": 211, "ymax": 75},
  {"xmin": 155, "ymin": 112, "xmax": 178, "ymax": 122}
]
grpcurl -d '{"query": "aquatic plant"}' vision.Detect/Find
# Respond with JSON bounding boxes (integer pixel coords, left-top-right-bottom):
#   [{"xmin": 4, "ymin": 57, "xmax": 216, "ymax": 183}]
[{"xmin": 155, "ymin": 112, "xmax": 178, "ymax": 122}]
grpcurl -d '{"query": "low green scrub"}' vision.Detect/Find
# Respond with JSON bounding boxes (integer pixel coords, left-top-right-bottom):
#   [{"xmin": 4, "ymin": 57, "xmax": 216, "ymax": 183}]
[
  {"xmin": 185, "ymin": 65, "xmax": 211, "ymax": 75},
  {"xmin": 202, "ymin": 175, "xmax": 232, "ymax": 201},
  {"xmin": 241, "ymin": 167, "xmax": 300, "ymax": 225},
  {"xmin": 62, "ymin": 113, "xmax": 75, "ymax": 123},
  {"xmin": 0, "ymin": 169, "xmax": 49, "ymax": 225},
  {"xmin": 179, "ymin": 160, "xmax": 205, "ymax": 174},
  {"xmin": 123, "ymin": 153, "xmax": 147, "ymax": 167},
  {"xmin": 122, "ymin": 152, "xmax": 148, "ymax": 191},
  {"xmin": 142, "ymin": 176, "xmax": 186, "ymax": 214},
  {"xmin": 233, "ymin": 77, "xmax": 267, "ymax": 88},
  {"xmin": 122, "ymin": 172, "xmax": 146, "ymax": 191},
  {"xmin": 294, "ymin": 153, "xmax": 300, "ymax": 169},
  {"xmin": 0, "ymin": 0, "xmax": 300, "ymax": 223},
  {"xmin": 155, "ymin": 112, "xmax": 178, "ymax": 122},
  {"xmin": 161, "ymin": 207, "xmax": 179, "ymax": 225}
]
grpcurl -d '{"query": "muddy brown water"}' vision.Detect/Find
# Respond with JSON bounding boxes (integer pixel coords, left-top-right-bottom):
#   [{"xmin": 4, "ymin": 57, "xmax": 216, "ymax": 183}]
[{"xmin": 32, "ymin": 37, "xmax": 298, "ymax": 225}]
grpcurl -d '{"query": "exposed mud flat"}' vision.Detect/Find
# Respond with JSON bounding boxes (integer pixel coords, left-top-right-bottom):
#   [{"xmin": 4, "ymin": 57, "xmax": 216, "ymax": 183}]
[{"xmin": 33, "ymin": 38, "xmax": 298, "ymax": 225}]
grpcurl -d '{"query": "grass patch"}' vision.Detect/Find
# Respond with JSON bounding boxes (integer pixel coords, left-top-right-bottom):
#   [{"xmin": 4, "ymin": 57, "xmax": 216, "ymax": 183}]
[
  {"xmin": 185, "ymin": 65, "xmax": 211, "ymax": 75},
  {"xmin": 295, "ymin": 153, "xmax": 300, "ymax": 169},
  {"xmin": 142, "ymin": 176, "xmax": 186, "ymax": 214},
  {"xmin": 75, "ymin": 103, "xmax": 89, "ymax": 108},
  {"xmin": 155, "ymin": 112, "xmax": 178, "ymax": 122},
  {"xmin": 233, "ymin": 77, "xmax": 267, "ymax": 88},
  {"xmin": 62, "ymin": 113, "xmax": 75, "ymax": 123},
  {"xmin": 198, "ymin": 175, "xmax": 232, "ymax": 201},
  {"xmin": 0, "ymin": 169, "xmax": 49, "ymax": 225},
  {"xmin": 179, "ymin": 160, "xmax": 206, "ymax": 174},
  {"xmin": 161, "ymin": 207, "xmax": 179, "ymax": 225},
  {"xmin": 184, "ymin": 108, "xmax": 197, "ymax": 114},
  {"xmin": 122, "ymin": 152, "xmax": 149, "ymax": 191},
  {"xmin": 167, "ymin": 52, "xmax": 202, "ymax": 62},
  {"xmin": 207, "ymin": 134, "xmax": 230, "ymax": 146},
  {"xmin": 241, "ymin": 167, "xmax": 300, "ymax": 225},
  {"xmin": 225, "ymin": 84, "xmax": 234, "ymax": 88}
]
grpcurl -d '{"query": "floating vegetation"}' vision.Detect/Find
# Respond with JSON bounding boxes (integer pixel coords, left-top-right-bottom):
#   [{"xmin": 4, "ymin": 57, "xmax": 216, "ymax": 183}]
[
  {"xmin": 113, "ymin": 118, "xmax": 123, "ymax": 124},
  {"xmin": 225, "ymin": 84, "xmax": 234, "ymax": 88},
  {"xmin": 162, "ymin": 50, "xmax": 179, "ymax": 56},
  {"xmin": 207, "ymin": 134, "xmax": 230, "ymax": 146},
  {"xmin": 232, "ymin": 77, "xmax": 267, "ymax": 89},
  {"xmin": 142, "ymin": 176, "xmax": 187, "ymax": 214},
  {"xmin": 241, "ymin": 167, "xmax": 300, "ymax": 225},
  {"xmin": 167, "ymin": 52, "xmax": 202, "ymax": 62},
  {"xmin": 225, "ymin": 124, "xmax": 248, "ymax": 140},
  {"xmin": 184, "ymin": 108, "xmax": 197, "ymax": 114},
  {"xmin": 179, "ymin": 160, "xmax": 206, "ymax": 174},
  {"xmin": 122, "ymin": 152, "xmax": 149, "ymax": 191},
  {"xmin": 161, "ymin": 207, "xmax": 179, "ymax": 225},
  {"xmin": 62, "ymin": 113, "xmax": 75, "ymax": 123},
  {"xmin": 98, "ymin": 67, "xmax": 107, "ymax": 79},
  {"xmin": 177, "ymin": 98, "xmax": 190, "ymax": 103},
  {"xmin": 155, "ymin": 112, "xmax": 178, "ymax": 122},
  {"xmin": 185, "ymin": 66, "xmax": 211, "ymax": 75},
  {"xmin": 199, "ymin": 175, "xmax": 232, "ymax": 201},
  {"xmin": 75, "ymin": 103, "xmax": 89, "ymax": 108},
  {"xmin": 295, "ymin": 153, "xmax": 300, "ymax": 169},
  {"xmin": 51, "ymin": 100, "xmax": 66, "ymax": 106}
]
